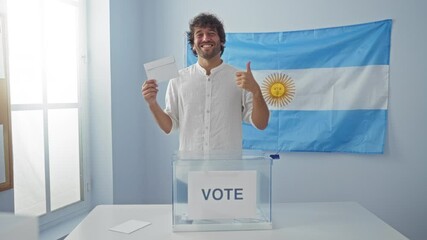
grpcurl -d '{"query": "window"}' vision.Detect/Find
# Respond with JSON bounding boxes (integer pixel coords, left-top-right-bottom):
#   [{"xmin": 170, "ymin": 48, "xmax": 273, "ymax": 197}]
[{"xmin": 7, "ymin": 0, "xmax": 88, "ymax": 222}]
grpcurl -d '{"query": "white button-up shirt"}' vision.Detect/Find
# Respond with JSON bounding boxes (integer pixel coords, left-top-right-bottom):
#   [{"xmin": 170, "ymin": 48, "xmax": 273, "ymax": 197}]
[{"xmin": 165, "ymin": 62, "xmax": 254, "ymax": 152}]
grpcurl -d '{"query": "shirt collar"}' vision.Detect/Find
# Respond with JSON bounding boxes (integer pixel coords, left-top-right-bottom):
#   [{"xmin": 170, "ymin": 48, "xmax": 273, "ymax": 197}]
[{"xmin": 196, "ymin": 61, "xmax": 225, "ymax": 76}]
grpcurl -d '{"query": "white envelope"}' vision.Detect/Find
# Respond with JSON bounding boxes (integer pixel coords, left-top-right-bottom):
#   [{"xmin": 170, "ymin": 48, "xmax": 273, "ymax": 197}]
[{"xmin": 144, "ymin": 56, "xmax": 179, "ymax": 83}]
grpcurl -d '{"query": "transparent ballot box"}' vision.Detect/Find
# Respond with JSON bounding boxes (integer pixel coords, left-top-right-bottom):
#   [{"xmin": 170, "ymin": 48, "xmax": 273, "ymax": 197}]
[{"xmin": 172, "ymin": 150, "xmax": 273, "ymax": 232}]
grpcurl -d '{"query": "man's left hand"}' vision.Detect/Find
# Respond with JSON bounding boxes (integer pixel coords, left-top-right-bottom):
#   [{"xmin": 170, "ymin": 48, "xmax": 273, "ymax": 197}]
[{"xmin": 235, "ymin": 61, "xmax": 261, "ymax": 94}]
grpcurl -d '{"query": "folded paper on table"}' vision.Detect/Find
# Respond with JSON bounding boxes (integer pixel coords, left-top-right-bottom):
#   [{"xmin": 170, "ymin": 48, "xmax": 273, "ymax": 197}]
[
  {"xmin": 144, "ymin": 56, "xmax": 179, "ymax": 83},
  {"xmin": 109, "ymin": 219, "xmax": 151, "ymax": 234}
]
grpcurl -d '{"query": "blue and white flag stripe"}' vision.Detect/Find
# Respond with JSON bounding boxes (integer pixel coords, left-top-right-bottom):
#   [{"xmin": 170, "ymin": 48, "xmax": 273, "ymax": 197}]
[
  {"xmin": 186, "ymin": 19, "xmax": 391, "ymax": 153},
  {"xmin": 243, "ymin": 109, "xmax": 387, "ymax": 153},
  {"xmin": 221, "ymin": 20, "xmax": 391, "ymax": 70},
  {"xmin": 252, "ymin": 65, "xmax": 389, "ymax": 111}
]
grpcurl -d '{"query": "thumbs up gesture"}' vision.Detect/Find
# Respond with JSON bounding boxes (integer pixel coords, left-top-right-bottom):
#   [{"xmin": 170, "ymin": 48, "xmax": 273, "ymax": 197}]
[{"xmin": 235, "ymin": 61, "xmax": 260, "ymax": 94}]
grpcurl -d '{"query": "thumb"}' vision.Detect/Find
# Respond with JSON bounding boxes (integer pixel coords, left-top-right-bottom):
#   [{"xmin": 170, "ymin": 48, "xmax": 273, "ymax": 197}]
[{"xmin": 246, "ymin": 61, "xmax": 252, "ymax": 73}]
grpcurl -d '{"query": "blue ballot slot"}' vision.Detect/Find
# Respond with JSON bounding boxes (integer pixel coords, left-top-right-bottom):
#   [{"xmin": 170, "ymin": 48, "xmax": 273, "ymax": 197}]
[{"xmin": 172, "ymin": 150, "xmax": 273, "ymax": 232}]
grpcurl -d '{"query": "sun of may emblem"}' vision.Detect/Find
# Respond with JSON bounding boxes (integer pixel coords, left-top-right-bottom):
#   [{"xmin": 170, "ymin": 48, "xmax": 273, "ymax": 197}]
[{"xmin": 261, "ymin": 73, "xmax": 296, "ymax": 107}]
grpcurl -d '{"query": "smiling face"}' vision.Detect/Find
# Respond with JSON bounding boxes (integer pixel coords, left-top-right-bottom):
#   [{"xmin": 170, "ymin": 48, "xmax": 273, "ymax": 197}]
[
  {"xmin": 187, "ymin": 13, "xmax": 226, "ymax": 58},
  {"xmin": 193, "ymin": 27, "xmax": 222, "ymax": 61}
]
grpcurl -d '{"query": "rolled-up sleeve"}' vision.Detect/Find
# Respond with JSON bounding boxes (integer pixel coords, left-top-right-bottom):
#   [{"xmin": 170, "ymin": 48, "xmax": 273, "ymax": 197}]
[
  {"xmin": 164, "ymin": 78, "xmax": 180, "ymax": 132},
  {"xmin": 241, "ymin": 89, "xmax": 255, "ymax": 127}
]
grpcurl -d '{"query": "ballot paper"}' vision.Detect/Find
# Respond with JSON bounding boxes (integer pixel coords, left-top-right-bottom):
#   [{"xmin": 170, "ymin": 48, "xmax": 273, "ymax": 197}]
[
  {"xmin": 144, "ymin": 56, "xmax": 179, "ymax": 82},
  {"xmin": 109, "ymin": 219, "xmax": 151, "ymax": 234}
]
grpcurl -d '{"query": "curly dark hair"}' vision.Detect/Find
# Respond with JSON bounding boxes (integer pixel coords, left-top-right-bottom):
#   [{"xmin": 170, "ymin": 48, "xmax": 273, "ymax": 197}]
[{"xmin": 187, "ymin": 13, "xmax": 226, "ymax": 57}]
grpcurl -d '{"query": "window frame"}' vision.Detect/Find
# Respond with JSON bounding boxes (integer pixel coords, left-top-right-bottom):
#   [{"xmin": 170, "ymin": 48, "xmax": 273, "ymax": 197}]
[{"xmin": 6, "ymin": 0, "xmax": 91, "ymax": 229}]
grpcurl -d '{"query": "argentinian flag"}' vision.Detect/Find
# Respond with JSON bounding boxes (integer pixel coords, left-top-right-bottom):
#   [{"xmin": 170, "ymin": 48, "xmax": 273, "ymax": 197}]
[{"xmin": 187, "ymin": 19, "xmax": 392, "ymax": 154}]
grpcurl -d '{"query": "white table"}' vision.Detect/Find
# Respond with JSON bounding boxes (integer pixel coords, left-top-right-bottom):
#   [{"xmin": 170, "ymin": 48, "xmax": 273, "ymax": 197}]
[
  {"xmin": 0, "ymin": 213, "xmax": 38, "ymax": 240},
  {"xmin": 65, "ymin": 202, "xmax": 408, "ymax": 240}
]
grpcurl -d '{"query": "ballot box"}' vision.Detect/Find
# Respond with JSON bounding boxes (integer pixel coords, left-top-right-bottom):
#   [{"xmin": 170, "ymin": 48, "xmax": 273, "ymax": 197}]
[{"xmin": 172, "ymin": 150, "xmax": 273, "ymax": 232}]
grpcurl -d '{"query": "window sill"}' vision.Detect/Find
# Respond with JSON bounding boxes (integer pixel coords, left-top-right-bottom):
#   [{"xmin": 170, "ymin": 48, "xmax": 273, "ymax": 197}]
[{"xmin": 39, "ymin": 211, "xmax": 89, "ymax": 240}]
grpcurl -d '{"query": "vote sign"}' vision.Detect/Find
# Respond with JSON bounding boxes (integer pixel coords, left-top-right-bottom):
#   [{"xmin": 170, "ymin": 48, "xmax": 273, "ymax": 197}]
[{"xmin": 188, "ymin": 170, "xmax": 257, "ymax": 220}]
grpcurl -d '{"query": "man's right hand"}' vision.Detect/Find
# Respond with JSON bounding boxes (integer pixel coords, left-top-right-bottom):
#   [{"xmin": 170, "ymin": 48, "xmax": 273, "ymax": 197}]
[
  {"xmin": 141, "ymin": 79, "xmax": 158, "ymax": 105},
  {"xmin": 141, "ymin": 79, "xmax": 173, "ymax": 133}
]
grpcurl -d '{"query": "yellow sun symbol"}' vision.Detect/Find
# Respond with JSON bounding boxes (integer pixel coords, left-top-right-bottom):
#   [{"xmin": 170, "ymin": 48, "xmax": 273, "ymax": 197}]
[{"xmin": 261, "ymin": 73, "xmax": 295, "ymax": 108}]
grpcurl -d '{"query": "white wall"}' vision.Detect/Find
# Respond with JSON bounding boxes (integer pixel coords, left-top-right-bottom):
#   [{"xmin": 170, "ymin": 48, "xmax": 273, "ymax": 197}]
[
  {"xmin": 109, "ymin": 0, "xmax": 427, "ymax": 239},
  {"xmin": 87, "ymin": 0, "xmax": 113, "ymax": 207}
]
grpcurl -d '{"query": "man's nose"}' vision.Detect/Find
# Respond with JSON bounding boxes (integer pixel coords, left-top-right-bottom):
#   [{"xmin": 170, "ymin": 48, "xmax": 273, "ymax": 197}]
[{"xmin": 202, "ymin": 34, "xmax": 211, "ymax": 41}]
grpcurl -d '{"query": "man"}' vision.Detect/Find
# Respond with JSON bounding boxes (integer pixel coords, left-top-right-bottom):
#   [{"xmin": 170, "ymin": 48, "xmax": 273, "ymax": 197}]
[{"xmin": 142, "ymin": 13, "xmax": 269, "ymax": 152}]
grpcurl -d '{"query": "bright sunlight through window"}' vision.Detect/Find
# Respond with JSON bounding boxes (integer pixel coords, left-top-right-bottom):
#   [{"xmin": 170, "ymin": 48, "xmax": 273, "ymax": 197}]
[{"xmin": 7, "ymin": 0, "xmax": 83, "ymax": 216}]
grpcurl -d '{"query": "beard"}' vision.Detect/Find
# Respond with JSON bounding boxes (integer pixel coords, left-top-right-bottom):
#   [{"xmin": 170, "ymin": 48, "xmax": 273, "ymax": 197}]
[{"xmin": 195, "ymin": 43, "xmax": 222, "ymax": 60}]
